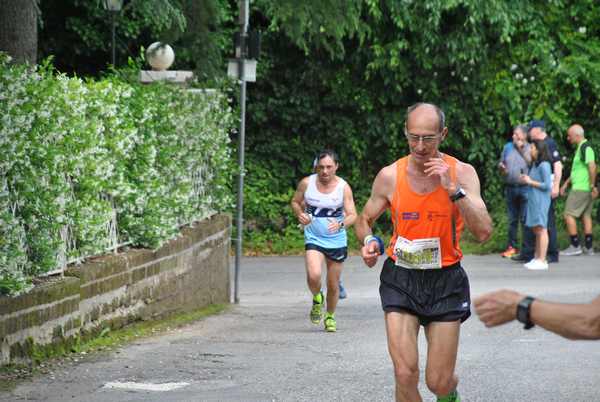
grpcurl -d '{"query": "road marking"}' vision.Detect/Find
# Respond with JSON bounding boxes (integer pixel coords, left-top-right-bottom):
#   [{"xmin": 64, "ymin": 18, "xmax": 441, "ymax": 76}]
[{"xmin": 103, "ymin": 381, "xmax": 190, "ymax": 391}]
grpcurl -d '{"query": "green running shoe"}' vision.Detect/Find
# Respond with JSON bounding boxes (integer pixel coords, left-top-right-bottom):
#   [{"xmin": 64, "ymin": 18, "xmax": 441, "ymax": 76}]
[
  {"xmin": 324, "ymin": 313, "xmax": 336, "ymax": 332},
  {"xmin": 310, "ymin": 292, "xmax": 324, "ymax": 324},
  {"xmin": 437, "ymin": 390, "xmax": 460, "ymax": 402}
]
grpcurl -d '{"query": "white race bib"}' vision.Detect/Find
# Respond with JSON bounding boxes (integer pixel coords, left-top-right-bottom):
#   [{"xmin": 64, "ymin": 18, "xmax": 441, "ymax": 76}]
[{"xmin": 393, "ymin": 236, "xmax": 442, "ymax": 269}]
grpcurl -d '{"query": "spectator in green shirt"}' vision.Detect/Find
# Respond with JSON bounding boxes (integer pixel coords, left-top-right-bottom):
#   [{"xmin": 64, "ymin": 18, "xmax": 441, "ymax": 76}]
[{"xmin": 559, "ymin": 124, "xmax": 598, "ymax": 256}]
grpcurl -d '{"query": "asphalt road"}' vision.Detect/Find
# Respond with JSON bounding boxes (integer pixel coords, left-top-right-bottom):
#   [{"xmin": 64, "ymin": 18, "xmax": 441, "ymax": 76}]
[{"xmin": 2, "ymin": 254, "xmax": 600, "ymax": 402}]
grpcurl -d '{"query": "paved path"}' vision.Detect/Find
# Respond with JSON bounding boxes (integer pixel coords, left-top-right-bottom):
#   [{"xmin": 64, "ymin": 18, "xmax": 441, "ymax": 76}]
[{"xmin": 2, "ymin": 254, "xmax": 600, "ymax": 401}]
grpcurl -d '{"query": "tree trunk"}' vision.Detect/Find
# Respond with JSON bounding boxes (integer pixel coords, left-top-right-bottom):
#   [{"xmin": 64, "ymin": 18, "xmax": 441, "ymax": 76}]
[{"xmin": 0, "ymin": 0, "xmax": 38, "ymax": 64}]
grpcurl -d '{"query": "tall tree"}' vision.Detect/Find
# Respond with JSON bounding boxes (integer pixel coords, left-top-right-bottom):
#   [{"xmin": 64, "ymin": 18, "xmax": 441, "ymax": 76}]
[{"xmin": 0, "ymin": 0, "xmax": 38, "ymax": 64}]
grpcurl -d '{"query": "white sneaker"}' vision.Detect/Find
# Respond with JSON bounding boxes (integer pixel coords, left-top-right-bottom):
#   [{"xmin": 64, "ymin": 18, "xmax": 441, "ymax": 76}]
[
  {"xmin": 560, "ymin": 245, "xmax": 582, "ymax": 256},
  {"xmin": 525, "ymin": 259, "xmax": 549, "ymax": 270},
  {"xmin": 583, "ymin": 247, "xmax": 595, "ymax": 256},
  {"xmin": 523, "ymin": 259, "xmax": 536, "ymax": 269}
]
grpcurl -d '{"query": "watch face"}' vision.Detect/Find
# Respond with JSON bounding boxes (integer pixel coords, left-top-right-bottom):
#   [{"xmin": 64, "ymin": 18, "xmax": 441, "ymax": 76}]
[{"xmin": 451, "ymin": 188, "xmax": 466, "ymax": 201}]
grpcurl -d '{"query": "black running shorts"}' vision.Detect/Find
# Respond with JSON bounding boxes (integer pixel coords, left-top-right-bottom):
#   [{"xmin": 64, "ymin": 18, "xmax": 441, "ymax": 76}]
[
  {"xmin": 379, "ymin": 257, "xmax": 471, "ymax": 326},
  {"xmin": 305, "ymin": 243, "xmax": 348, "ymax": 262}
]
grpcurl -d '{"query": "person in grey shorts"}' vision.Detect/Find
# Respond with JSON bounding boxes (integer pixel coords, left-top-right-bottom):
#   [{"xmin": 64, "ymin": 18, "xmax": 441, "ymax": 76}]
[{"xmin": 559, "ymin": 124, "xmax": 597, "ymax": 256}]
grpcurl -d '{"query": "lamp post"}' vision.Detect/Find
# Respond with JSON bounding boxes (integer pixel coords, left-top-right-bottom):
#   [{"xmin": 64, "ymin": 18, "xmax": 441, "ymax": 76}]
[
  {"xmin": 234, "ymin": 0, "xmax": 249, "ymax": 304},
  {"xmin": 102, "ymin": 0, "xmax": 123, "ymax": 66}
]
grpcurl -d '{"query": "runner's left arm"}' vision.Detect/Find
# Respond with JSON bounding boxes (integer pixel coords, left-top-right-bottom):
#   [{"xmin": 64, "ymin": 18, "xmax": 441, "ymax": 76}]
[
  {"xmin": 341, "ymin": 184, "xmax": 357, "ymax": 228},
  {"xmin": 453, "ymin": 162, "xmax": 492, "ymax": 242}
]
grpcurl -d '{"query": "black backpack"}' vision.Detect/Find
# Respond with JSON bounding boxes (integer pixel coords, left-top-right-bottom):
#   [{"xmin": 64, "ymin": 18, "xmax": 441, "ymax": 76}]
[
  {"xmin": 579, "ymin": 142, "xmax": 593, "ymax": 163},
  {"xmin": 579, "ymin": 142, "xmax": 599, "ymax": 186},
  {"xmin": 582, "ymin": 142, "xmax": 600, "ymax": 223}
]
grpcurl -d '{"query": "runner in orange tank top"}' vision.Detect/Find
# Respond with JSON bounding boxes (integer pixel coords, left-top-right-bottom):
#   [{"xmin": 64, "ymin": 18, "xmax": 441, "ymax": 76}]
[
  {"xmin": 355, "ymin": 103, "xmax": 492, "ymax": 402},
  {"xmin": 386, "ymin": 155, "xmax": 465, "ymax": 267}
]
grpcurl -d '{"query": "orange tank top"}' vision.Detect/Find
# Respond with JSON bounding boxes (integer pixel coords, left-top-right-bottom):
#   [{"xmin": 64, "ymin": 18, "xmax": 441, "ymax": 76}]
[{"xmin": 386, "ymin": 155, "xmax": 464, "ymax": 267}]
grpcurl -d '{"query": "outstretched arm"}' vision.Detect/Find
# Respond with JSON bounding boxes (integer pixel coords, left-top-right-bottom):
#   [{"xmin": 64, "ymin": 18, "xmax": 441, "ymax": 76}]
[{"xmin": 474, "ymin": 290, "xmax": 600, "ymax": 340}]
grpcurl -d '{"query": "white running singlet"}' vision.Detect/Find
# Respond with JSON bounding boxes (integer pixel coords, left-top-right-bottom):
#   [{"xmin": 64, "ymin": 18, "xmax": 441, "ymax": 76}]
[{"xmin": 303, "ymin": 174, "xmax": 347, "ymax": 249}]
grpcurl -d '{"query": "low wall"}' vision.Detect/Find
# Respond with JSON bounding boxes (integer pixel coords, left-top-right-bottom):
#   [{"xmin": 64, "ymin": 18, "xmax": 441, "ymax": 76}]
[{"xmin": 0, "ymin": 214, "xmax": 230, "ymax": 365}]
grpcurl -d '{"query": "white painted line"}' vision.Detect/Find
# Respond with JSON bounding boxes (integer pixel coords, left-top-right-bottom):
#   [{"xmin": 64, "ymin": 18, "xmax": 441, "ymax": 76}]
[{"xmin": 103, "ymin": 381, "xmax": 190, "ymax": 392}]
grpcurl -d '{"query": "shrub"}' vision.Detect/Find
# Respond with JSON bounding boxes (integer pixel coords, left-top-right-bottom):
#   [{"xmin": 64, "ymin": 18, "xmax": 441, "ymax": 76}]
[{"xmin": 0, "ymin": 53, "xmax": 235, "ymax": 296}]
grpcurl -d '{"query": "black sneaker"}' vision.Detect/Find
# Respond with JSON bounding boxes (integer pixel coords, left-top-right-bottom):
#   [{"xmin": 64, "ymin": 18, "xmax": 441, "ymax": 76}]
[{"xmin": 510, "ymin": 254, "xmax": 530, "ymax": 262}]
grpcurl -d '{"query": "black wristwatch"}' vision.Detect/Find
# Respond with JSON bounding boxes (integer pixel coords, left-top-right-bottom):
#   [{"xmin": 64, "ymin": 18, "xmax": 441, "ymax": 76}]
[
  {"xmin": 516, "ymin": 296, "xmax": 535, "ymax": 330},
  {"xmin": 450, "ymin": 187, "xmax": 467, "ymax": 202}
]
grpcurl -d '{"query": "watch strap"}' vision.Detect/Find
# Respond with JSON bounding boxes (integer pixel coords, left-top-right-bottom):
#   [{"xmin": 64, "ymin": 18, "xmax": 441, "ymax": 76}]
[
  {"xmin": 516, "ymin": 296, "xmax": 535, "ymax": 330},
  {"xmin": 450, "ymin": 187, "xmax": 466, "ymax": 202}
]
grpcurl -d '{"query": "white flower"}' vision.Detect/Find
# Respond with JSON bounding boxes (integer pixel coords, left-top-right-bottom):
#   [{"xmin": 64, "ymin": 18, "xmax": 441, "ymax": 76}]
[
  {"xmin": 530, "ymin": 76, "xmax": 535, "ymax": 82},
  {"xmin": 463, "ymin": 76, "xmax": 468, "ymax": 82},
  {"xmin": 451, "ymin": 71, "xmax": 455, "ymax": 77},
  {"xmin": 510, "ymin": 64, "xmax": 518, "ymax": 71},
  {"xmin": 579, "ymin": 26, "xmax": 586, "ymax": 34},
  {"xmin": 417, "ymin": 89, "xmax": 422, "ymax": 95},
  {"xmin": 522, "ymin": 78, "xmax": 528, "ymax": 84}
]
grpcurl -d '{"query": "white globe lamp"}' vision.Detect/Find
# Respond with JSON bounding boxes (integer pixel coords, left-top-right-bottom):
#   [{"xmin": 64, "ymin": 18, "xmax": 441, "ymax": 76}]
[{"xmin": 146, "ymin": 42, "xmax": 175, "ymax": 71}]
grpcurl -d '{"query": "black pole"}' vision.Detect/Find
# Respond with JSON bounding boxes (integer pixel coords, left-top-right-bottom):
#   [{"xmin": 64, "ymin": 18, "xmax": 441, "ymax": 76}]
[
  {"xmin": 111, "ymin": 12, "xmax": 116, "ymax": 66},
  {"xmin": 234, "ymin": 0, "xmax": 249, "ymax": 304}
]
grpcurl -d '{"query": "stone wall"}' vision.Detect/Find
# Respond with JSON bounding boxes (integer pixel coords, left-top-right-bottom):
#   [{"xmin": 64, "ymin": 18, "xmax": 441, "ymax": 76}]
[{"xmin": 0, "ymin": 214, "xmax": 230, "ymax": 365}]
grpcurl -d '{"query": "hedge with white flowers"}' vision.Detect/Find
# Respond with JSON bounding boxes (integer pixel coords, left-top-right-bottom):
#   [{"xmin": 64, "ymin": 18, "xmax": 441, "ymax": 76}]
[{"xmin": 0, "ymin": 54, "xmax": 235, "ymax": 296}]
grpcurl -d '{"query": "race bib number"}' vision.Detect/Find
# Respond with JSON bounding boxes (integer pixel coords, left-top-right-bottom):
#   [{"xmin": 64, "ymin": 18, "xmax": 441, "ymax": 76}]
[{"xmin": 393, "ymin": 236, "xmax": 442, "ymax": 269}]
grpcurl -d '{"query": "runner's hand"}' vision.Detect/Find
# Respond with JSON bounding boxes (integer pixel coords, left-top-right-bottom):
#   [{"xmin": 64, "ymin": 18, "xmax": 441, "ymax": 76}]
[
  {"xmin": 361, "ymin": 242, "xmax": 379, "ymax": 268},
  {"xmin": 473, "ymin": 289, "xmax": 523, "ymax": 327},
  {"xmin": 327, "ymin": 218, "xmax": 341, "ymax": 233},
  {"xmin": 298, "ymin": 213, "xmax": 311, "ymax": 226},
  {"xmin": 424, "ymin": 158, "xmax": 454, "ymax": 193}
]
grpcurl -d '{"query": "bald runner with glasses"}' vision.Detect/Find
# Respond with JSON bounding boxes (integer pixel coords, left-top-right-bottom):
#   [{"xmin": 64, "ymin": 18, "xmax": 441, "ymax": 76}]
[{"xmin": 355, "ymin": 103, "xmax": 492, "ymax": 402}]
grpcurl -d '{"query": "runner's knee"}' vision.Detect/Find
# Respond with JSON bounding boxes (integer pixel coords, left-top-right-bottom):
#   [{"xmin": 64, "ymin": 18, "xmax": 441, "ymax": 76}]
[
  {"xmin": 425, "ymin": 371, "xmax": 456, "ymax": 397},
  {"xmin": 393, "ymin": 363, "xmax": 419, "ymax": 388},
  {"xmin": 306, "ymin": 268, "xmax": 321, "ymax": 285}
]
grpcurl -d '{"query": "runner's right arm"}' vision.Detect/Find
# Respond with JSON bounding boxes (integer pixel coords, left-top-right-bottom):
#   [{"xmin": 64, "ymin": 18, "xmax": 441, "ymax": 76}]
[
  {"xmin": 291, "ymin": 178, "xmax": 311, "ymax": 226},
  {"xmin": 355, "ymin": 164, "xmax": 395, "ymax": 267}
]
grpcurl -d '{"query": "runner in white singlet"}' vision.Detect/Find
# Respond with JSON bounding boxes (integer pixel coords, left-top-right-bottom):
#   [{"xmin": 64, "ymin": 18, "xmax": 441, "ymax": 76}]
[{"xmin": 291, "ymin": 150, "xmax": 357, "ymax": 332}]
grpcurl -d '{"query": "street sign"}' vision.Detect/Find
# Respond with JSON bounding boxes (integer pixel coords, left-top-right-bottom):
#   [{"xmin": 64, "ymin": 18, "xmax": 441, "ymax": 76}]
[{"xmin": 227, "ymin": 59, "xmax": 257, "ymax": 82}]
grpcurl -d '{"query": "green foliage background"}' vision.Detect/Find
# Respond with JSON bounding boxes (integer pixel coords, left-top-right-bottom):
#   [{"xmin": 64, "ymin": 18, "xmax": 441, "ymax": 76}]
[
  {"xmin": 10, "ymin": 0, "xmax": 600, "ymax": 262},
  {"xmin": 240, "ymin": 0, "xmax": 600, "ymax": 253}
]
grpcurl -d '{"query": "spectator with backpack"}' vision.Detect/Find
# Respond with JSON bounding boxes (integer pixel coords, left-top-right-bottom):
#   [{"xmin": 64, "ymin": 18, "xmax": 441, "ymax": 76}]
[{"xmin": 559, "ymin": 124, "xmax": 598, "ymax": 256}]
